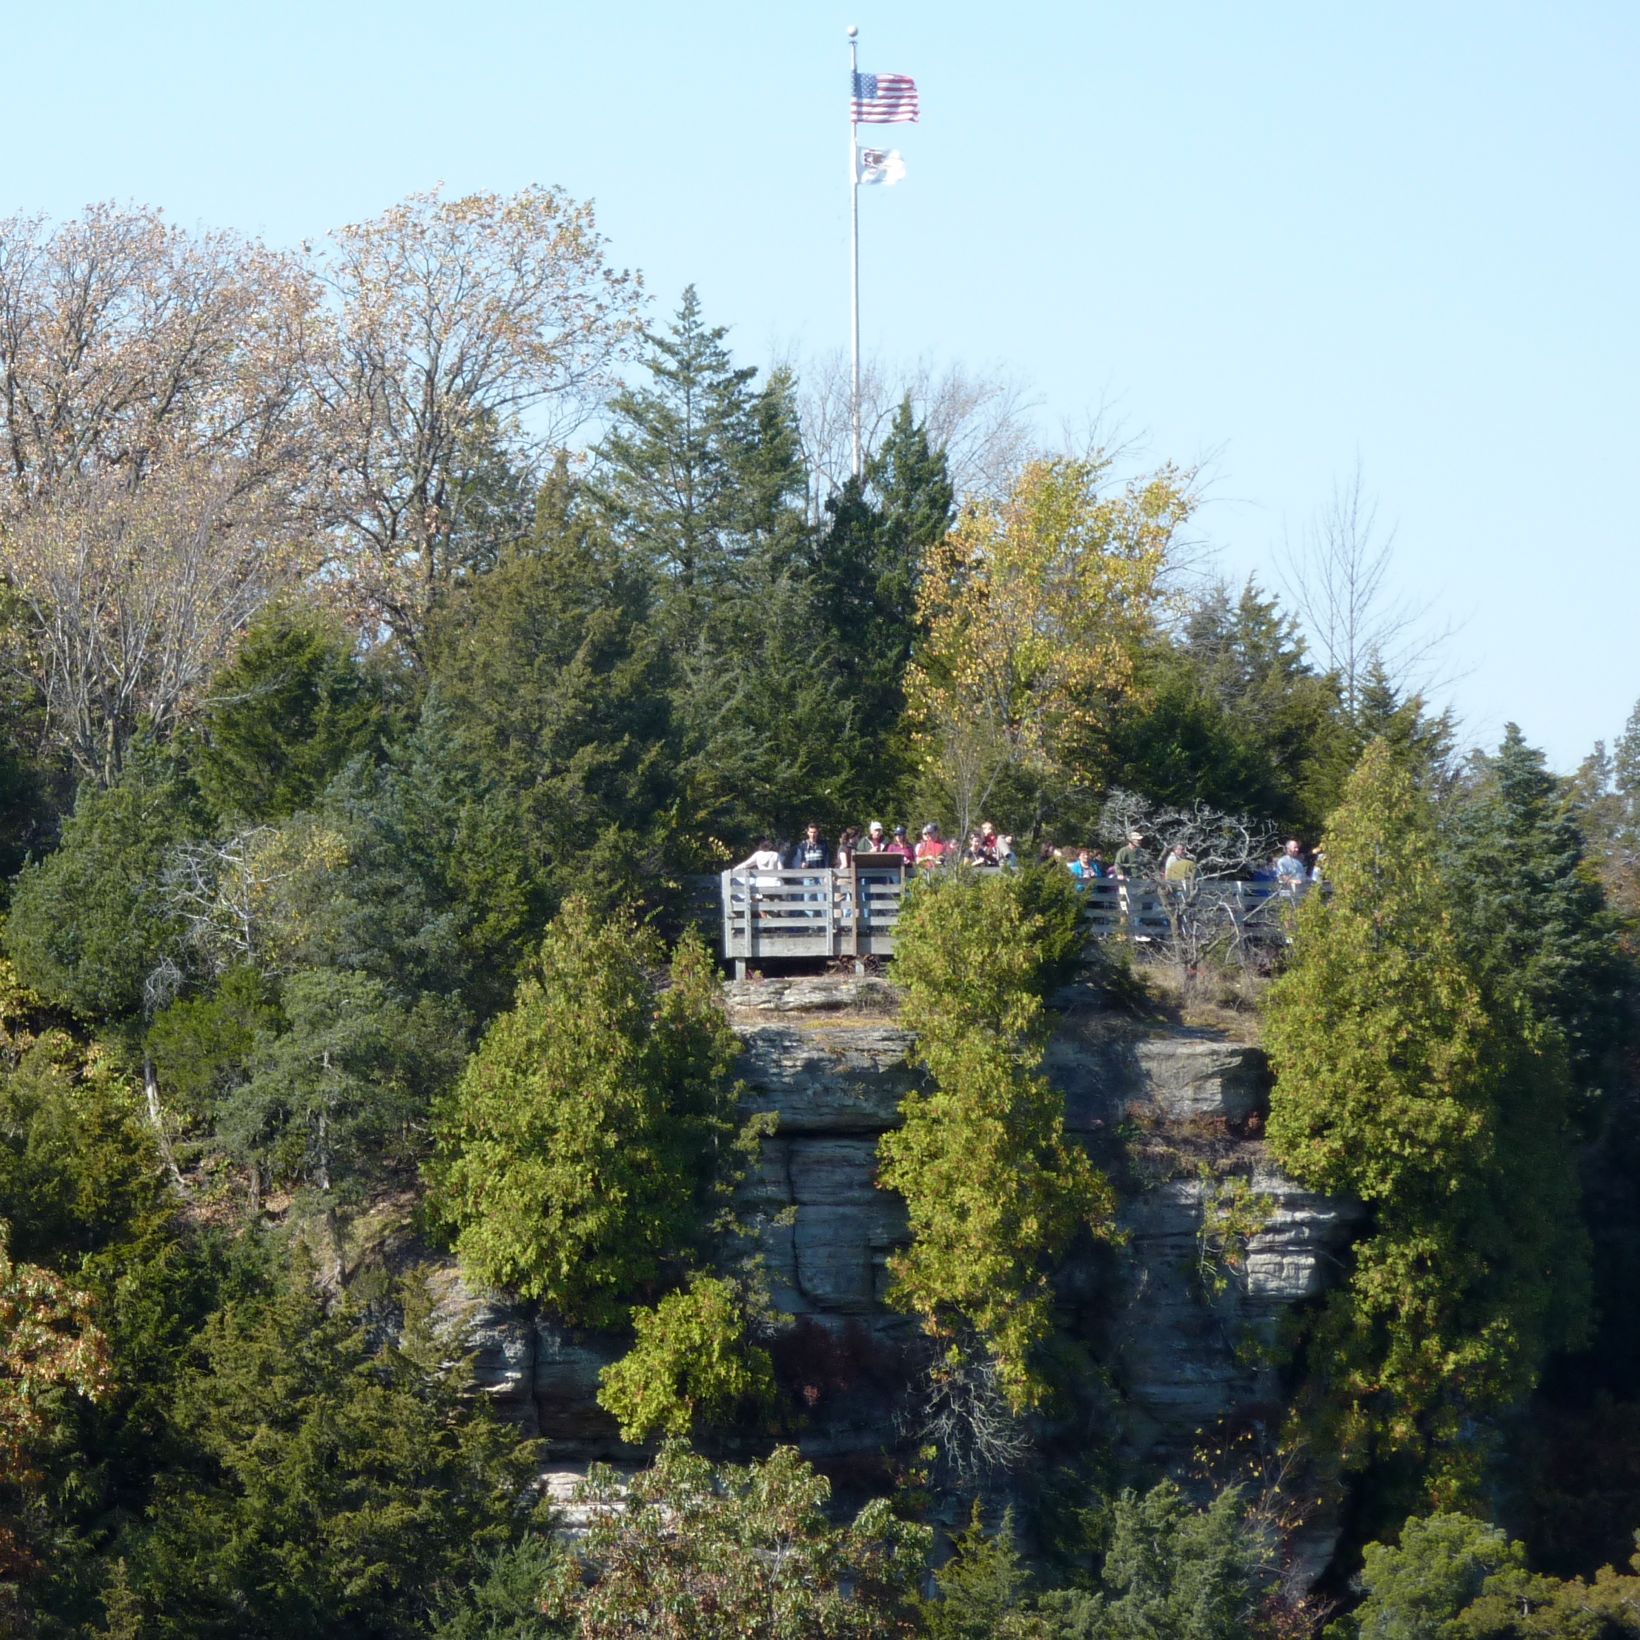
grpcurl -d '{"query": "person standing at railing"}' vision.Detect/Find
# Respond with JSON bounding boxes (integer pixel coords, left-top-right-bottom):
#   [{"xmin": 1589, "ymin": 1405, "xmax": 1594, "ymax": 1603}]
[
  {"xmin": 793, "ymin": 823, "xmax": 830, "ymax": 921},
  {"xmin": 835, "ymin": 824, "xmax": 863, "ymax": 927},
  {"xmin": 964, "ymin": 828, "xmax": 996, "ymax": 866},
  {"xmin": 1275, "ymin": 839, "xmax": 1308, "ymax": 888},
  {"xmin": 883, "ymin": 825, "xmax": 916, "ymax": 865},
  {"xmin": 1068, "ymin": 847, "xmax": 1104, "ymax": 884},
  {"xmin": 1163, "ymin": 842, "xmax": 1199, "ymax": 888},
  {"xmin": 835, "ymin": 825, "xmax": 861, "ymax": 868},
  {"xmin": 915, "ymin": 823, "xmax": 949, "ymax": 869},
  {"xmin": 1112, "ymin": 829, "xmax": 1152, "ymax": 880},
  {"xmin": 736, "ymin": 838, "xmax": 784, "ymax": 901}
]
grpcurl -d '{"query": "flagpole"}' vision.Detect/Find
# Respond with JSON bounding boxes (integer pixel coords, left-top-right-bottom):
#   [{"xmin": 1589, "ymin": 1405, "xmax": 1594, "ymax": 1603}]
[{"xmin": 847, "ymin": 24, "xmax": 862, "ymax": 481}]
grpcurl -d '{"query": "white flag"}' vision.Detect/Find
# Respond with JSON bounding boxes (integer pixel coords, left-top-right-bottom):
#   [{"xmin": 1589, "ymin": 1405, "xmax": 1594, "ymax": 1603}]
[{"xmin": 857, "ymin": 147, "xmax": 906, "ymax": 186}]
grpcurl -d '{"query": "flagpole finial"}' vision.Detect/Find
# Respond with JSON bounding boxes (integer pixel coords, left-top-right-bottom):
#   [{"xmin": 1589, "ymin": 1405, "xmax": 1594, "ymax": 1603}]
[{"xmin": 846, "ymin": 24, "xmax": 857, "ymax": 38}]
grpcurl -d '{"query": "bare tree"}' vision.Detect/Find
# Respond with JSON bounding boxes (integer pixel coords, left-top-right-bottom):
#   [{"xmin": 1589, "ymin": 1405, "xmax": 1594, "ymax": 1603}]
[
  {"xmin": 0, "ymin": 202, "xmax": 320, "ymax": 502},
  {"xmin": 898, "ymin": 1341, "xmax": 1031, "ymax": 1485},
  {"xmin": 0, "ymin": 463, "xmax": 315, "ymax": 784},
  {"xmin": 1276, "ymin": 459, "xmax": 1458, "ymax": 717},
  {"xmin": 157, "ymin": 815, "xmax": 347, "ymax": 980},
  {"xmin": 780, "ymin": 347, "xmax": 1041, "ymax": 516},
  {"xmin": 1098, "ymin": 791, "xmax": 1280, "ymax": 881},
  {"xmin": 0, "ymin": 204, "xmax": 329, "ymax": 783},
  {"xmin": 1098, "ymin": 791, "xmax": 1285, "ymax": 969},
  {"xmin": 310, "ymin": 186, "xmax": 643, "ymax": 652}
]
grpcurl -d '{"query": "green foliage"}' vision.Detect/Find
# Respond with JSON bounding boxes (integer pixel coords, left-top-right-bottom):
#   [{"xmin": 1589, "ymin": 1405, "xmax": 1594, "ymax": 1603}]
[
  {"xmin": 1105, "ymin": 579, "xmax": 1346, "ymax": 838},
  {"xmin": 1342, "ymin": 1512, "xmax": 1521, "ymax": 1640},
  {"xmin": 597, "ymin": 1271, "xmax": 775, "ymax": 1442},
  {"xmin": 0, "ymin": 1027, "xmax": 169, "ymax": 1268},
  {"xmin": 145, "ymin": 965, "xmax": 281, "ymax": 1127},
  {"xmin": 6, "ymin": 743, "xmax": 205, "ymax": 1019},
  {"xmin": 217, "ymin": 969, "xmax": 467, "ymax": 1201},
  {"xmin": 807, "ymin": 402, "xmax": 956, "ymax": 802},
  {"xmin": 1443, "ymin": 724, "xmax": 1629, "ymax": 1097},
  {"xmin": 591, "ymin": 284, "xmax": 798, "ymax": 622},
  {"xmin": 428, "ymin": 905, "xmax": 742, "ymax": 1325},
  {"xmin": 1039, "ymin": 1481, "xmax": 1259, "ymax": 1640},
  {"xmin": 926, "ymin": 1503, "xmax": 1052, "ymax": 1639},
  {"xmin": 669, "ymin": 561, "xmax": 868, "ymax": 848},
  {"xmin": 429, "ymin": 1535, "xmax": 573, "ymax": 1639},
  {"xmin": 878, "ymin": 867, "xmax": 1118, "ymax": 1412},
  {"xmin": 542, "ymin": 1442, "xmax": 930, "ymax": 1637},
  {"xmin": 318, "ymin": 697, "xmax": 545, "ymax": 1016},
  {"xmin": 1265, "ymin": 741, "xmax": 1590, "ymax": 1500},
  {"xmin": 426, "ymin": 496, "xmax": 678, "ymax": 917},
  {"xmin": 127, "ymin": 1267, "xmax": 544, "ymax": 1638},
  {"xmin": 1453, "ymin": 1548, "xmax": 1640, "ymax": 1638},
  {"xmin": 189, "ymin": 604, "xmax": 384, "ymax": 826},
  {"xmin": 0, "ymin": 1220, "xmax": 113, "ymax": 1583},
  {"xmin": 1194, "ymin": 1166, "xmax": 1276, "ymax": 1300}
]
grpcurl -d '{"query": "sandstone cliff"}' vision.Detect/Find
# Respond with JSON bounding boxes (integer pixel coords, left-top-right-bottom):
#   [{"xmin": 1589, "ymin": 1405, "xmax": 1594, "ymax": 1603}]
[{"xmin": 427, "ymin": 974, "xmax": 1360, "ymax": 1570}]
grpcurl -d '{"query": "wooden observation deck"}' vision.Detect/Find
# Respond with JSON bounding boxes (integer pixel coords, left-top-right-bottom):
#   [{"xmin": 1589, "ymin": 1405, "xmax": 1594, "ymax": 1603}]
[{"xmin": 718, "ymin": 864, "xmax": 1316, "ymax": 976}]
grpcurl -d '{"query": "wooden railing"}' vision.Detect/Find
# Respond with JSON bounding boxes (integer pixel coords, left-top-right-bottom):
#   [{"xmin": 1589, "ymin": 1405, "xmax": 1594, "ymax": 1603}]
[{"xmin": 718, "ymin": 865, "xmax": 1316, "ymax": 974}]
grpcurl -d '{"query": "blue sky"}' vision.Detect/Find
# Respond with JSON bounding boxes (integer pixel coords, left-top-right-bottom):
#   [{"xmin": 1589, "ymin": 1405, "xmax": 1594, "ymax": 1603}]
[{"xmin": 12, "ymin": 1, "xmax": 1637, "ymax": 769}]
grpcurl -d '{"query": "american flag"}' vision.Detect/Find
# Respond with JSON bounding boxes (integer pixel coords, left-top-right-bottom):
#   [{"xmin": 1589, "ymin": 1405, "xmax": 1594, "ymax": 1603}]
[{"xmin": 851, "ymin": 71, "xmax": 919, "ymax": 124}]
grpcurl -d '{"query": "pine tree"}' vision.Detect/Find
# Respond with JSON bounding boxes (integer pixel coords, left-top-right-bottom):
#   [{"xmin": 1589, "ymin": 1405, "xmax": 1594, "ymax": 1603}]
[
  {"xmin": 804, "ymin": 400, "xmax": 956, "ymax": 803},
  {"xmin": 1183, "ymin": 579, "xmax": 1349, "ymax": 832},
  {"xmin": 590, "ymin": 285, "xmax": 762, "ymax": 622},
  {"xmin": 877, "ymin": 868, "xmax": 1117, "ymax": 1413},
  {"xmin": 1265, "ymin": 741, "xmax": 1589, "ymax": 1500},
  {"xmin": 189, "ymin": 605, "xmax": 384, "ymax": 826},
  {"xmin": 1035, "ymin": 1481, "xmax": 1257, "ymax": 1640},
  {"xmin": 925, "ymin": 1505, "xmax": 1050, "ymax": 1640},
  {"xmin": 427, "ymin": 491, "xmax": 679, "ymax": 915},
  {"xmin": 131, "ymin": 1269, "xmax": 544, "ymax": 1638},
  {"xmin": 6, "ymin": 744, "xmax": 206, "ymax": 1020},
  {"xmin": 1443, "ymin": 723, "xmax": 1628, "ymax": 1093},
  {"xmin": 426, "ymin": 904, "xmax": 740, "ymax": 1325}
]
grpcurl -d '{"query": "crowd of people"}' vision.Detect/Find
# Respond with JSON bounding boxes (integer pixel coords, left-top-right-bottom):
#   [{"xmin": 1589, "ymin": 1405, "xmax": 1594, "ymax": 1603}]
[{"xmin": 737, "ymin": 824, "xmax": 1326, "ymax": 889}]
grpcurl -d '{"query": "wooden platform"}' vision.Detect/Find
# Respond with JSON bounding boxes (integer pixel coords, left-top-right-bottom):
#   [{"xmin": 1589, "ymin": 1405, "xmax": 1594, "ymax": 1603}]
[{"xmin": 718, "ymin": 865, "xmax": 1314, "ymax": 974}]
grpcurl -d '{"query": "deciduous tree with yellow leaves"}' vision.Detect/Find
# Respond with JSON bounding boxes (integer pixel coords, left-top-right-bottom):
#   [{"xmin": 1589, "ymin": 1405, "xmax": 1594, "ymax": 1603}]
[{"xmin": 906, "ymin": 454, "xmax": 1195, "ymax": 833}]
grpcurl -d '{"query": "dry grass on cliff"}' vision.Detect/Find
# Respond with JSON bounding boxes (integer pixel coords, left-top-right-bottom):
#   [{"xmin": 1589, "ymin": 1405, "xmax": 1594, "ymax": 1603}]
[{"xmin": 1125, "ymin": 956, "xmax": 1269, "ymax": 1041}]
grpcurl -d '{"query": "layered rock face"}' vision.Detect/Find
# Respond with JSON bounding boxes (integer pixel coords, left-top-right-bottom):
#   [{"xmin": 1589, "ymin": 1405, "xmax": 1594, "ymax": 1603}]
[{"xmin": 434, "ymin": 975, "xmax": 1359, "ymax": 1499}]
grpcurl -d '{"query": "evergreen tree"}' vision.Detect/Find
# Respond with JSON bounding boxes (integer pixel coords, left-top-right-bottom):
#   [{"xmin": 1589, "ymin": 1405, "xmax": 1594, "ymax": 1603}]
[
  {"xmin": 595, "ymin": 1271, "xmax": 776, "ymax": 1443},
  {"xmin": 440, "ymin": 409, "xmax": 540, "ymax": 581},
  {"xmin": 1180, "ymin": 579, "xmax": 1348, "ymax": 832},
  {"xmin": 1037, "ymin": 1481, "xmax": 1259, "ymax": 1640},
  {"xmin": 427, "ymin": 491, "xmax": 678, "ymax": 919},
  {"xmin": 1101, "ymin": 638, "xmax": 1276, "ymax": 824},
  {"xmin": 427, "ymin": 906, "xmax": 741, "ymax": 1326},
  {"xmin": 216, "ymin": 970, "xmax": 466, "ymax": 1209},
  {"xmin": 541, "ymin": 1443, "xmax": 929, "ymax": 1637},
  {"xmin": 806, "ymin": 400, "xmax": 955, "ymax": 803},
  {"xmin": 129, "ymin": 1269, "xmax": 544, "ymax": 1638},
  {"xmin": 188, "ymin": 605, "xmax": 385, "ymax": 826},
  {"xmin": 1265, "ymin": 741, "xmax": 1589, "ymax": 1502},
  {"xmin": 734, "ymin": 364, "xmax": 812, "ymax": 568},
  {"xmin": 926, "ymin": 1504, "xmax": 1050, "ymax": 1640},
  {"xmin": 669, "ymin": 567, "xmax": 865, "ymax": 847},
  {"xmin": 1352, "ymin": 660, "xmax": 1456, "ymax": 784},
  {"xmin": 145, "ymin": 966, "xmax": 283, "ymax": 1129},
  {"xmin": 590, "ymin": 285, "xmax": 764, "ymax": 620},
  {"xmin": 1443, "ymin": 724, "xmax": 1628, "ymax": 1094},
  {"xmin": 1345, "ymin": 1512, "xmax": 1521, "ymax": 1640},
  {"xmin": 878, "ymin": 868, "xmax": 1117, "ymax": 1413},
  {"xmin": 6, "ymin": 744, "xmax": 206, "ymax": 1020}
]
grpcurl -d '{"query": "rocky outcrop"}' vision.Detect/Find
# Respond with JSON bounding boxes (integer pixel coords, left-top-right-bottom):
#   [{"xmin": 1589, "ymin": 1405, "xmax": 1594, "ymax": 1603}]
[{"xmin": 433, "ymin": 978, "xmax": 1360, "ymax": 1567}]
